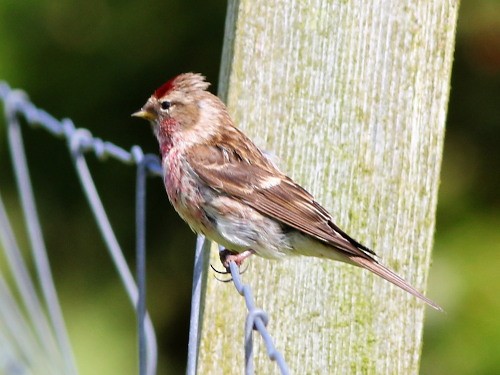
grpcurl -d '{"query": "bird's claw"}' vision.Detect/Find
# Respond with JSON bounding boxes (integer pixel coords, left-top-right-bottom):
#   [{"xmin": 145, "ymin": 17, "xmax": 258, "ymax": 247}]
[
  {"xmin": 210, "ymin": 263, "xmax": 230, "ymax": 275},
  {"xmin": 210, "ymin": 262, "xmax": 249, "ymax": 282}
]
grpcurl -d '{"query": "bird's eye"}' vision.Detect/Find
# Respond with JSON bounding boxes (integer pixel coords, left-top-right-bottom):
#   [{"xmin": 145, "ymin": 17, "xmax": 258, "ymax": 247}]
[{"xmin": 160, "ymin": 100, "xmax": 171, "ymax": 111}]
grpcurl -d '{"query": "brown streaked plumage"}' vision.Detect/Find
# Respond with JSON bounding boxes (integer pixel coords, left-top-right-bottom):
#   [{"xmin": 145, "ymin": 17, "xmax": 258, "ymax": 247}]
[{"xmin": 132, "ymin": 73, "xmax": 442, "ymax": 311}]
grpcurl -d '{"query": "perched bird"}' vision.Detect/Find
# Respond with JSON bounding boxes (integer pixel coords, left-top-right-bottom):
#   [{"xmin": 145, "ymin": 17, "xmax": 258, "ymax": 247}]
[{"xmin": 132, "ymin": 73, "xmax": 442, "ymax": 311}]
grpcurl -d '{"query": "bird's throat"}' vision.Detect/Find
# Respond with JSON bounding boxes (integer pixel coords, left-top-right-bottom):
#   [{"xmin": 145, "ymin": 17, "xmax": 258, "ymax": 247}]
[
  {"xmin": 159, "ymin": 139, "xmax": 173, "ymax": 157},
  {"xmin": 156, "ymin": 118, "xmax": 179, "ymax": 157}
]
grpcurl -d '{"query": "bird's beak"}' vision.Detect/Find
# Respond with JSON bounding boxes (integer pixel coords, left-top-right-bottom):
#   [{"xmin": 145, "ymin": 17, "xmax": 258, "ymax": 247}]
[{"xmin": 131, "ymin": 108, "xmax": 156, "ymax": 121}]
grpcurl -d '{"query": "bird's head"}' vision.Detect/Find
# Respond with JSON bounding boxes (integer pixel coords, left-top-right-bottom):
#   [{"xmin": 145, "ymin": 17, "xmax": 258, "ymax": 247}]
[{"xmin": 133, "ymin": 73, "xmax": 223, "ymax": 153}]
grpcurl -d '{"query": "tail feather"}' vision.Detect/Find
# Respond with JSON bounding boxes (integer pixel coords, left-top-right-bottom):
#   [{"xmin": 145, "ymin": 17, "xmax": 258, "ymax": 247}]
[{"xmin": 350, "ymin": 256, "xmax": 443, "ymax": 312}]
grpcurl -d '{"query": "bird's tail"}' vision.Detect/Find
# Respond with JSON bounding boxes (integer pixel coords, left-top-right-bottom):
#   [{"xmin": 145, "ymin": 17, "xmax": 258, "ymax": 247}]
[{"xmin": 350, "ymin": 255, "xmax": 443, "ymax": 312}]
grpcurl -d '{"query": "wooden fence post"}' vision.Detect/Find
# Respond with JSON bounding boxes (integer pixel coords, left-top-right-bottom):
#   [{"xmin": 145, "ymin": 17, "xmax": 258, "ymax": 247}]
[{"xmin": 198, "ymin": 1, "xmax": 458, "ymax": 373}]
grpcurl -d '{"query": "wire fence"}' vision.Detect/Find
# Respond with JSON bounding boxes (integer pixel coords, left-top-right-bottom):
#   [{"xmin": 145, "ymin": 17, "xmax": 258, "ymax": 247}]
[{"xmin": 0, "ymin": 81, "xmax": 289, "ymax": 375}]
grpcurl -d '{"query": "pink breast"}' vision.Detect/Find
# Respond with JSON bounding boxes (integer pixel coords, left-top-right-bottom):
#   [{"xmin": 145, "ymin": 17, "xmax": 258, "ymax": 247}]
[{"xmin": 163, "ymin": 150, "xmax": 207, "ymax": 231}]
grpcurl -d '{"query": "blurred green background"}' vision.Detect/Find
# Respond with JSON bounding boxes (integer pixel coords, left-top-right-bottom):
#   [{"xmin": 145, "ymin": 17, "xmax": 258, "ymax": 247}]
[{"xmin": 0, "ymin": 1, "xmax": 498, "ymax": 374}]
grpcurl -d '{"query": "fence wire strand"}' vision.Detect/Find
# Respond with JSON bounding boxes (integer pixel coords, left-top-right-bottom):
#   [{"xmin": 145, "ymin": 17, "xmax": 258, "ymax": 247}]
[
  {"xmin": 0, "ymin": 81, "xmax": 290, "ymax": 375},
  {"xmin": 0, "ymin": 82, "xmax": 158, "ymax": 375},
  {"xmin": 5, "ymin": 91, "xmax": 79, "ymax": 375}
]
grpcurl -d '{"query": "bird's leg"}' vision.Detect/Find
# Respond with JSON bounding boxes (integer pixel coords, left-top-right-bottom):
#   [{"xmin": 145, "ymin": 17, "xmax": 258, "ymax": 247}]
[{"xmin": 219, "ymin": 249, "xmax": 256, "ymax": 270}]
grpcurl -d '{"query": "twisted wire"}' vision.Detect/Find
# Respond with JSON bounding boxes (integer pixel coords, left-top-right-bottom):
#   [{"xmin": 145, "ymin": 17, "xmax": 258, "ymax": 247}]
[{"xmin": 0, "ymin": 81, "xmax": 290, "ymax": 375}]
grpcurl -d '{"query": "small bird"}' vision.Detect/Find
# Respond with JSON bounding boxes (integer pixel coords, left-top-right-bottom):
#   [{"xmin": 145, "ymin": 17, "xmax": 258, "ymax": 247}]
[{"xmin": 132, "ymin": 73, "xmax": 442, "ymax": 311}]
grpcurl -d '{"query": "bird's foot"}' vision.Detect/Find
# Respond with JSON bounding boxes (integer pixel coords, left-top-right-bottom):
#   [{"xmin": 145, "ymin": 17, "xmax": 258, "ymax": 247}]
[
  {"xmin": 210, "ymin": 249, "xmax": 254, "ymax": 282},
  {"xmin": 219, "ymin": 249, "xmax": 255, "ymax": 270}
]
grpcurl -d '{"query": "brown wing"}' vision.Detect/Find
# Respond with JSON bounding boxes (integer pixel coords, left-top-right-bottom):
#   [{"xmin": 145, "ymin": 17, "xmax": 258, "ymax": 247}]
[{"xmin": 186, "ymin": 138, "xmax": 376, "ymax": 260}]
